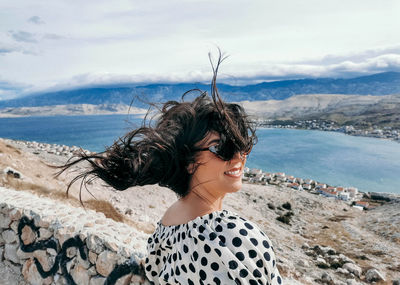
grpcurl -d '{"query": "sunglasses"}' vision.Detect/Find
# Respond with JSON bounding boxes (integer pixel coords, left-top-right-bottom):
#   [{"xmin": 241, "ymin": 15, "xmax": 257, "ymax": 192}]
[{"xmin": 199, "ymin": 143, "xmax": 251, "ymax": 161}]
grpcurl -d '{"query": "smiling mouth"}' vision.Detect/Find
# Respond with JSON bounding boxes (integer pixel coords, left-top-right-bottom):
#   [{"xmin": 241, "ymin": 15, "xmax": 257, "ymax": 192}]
[{"xmin": 224, "ymin": 168, "xmax": 242, "ymax": 177}]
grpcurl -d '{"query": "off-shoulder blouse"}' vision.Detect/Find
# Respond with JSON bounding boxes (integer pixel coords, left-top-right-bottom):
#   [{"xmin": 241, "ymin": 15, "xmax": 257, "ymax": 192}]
[{"xmin": 144, "ymin": 209, "xmax": 282, "ymax": 285}]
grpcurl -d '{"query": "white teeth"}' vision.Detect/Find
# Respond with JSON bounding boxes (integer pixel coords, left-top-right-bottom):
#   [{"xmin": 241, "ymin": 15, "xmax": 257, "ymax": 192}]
[{"xmin": 225, "ymin": 170, "xmax": 240, "ymax": 175}]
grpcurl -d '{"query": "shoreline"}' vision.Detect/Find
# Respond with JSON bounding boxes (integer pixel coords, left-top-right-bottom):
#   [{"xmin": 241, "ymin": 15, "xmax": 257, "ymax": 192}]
[
  {"xmin": 3, "ymin": 137, "xmax": 400, "ymax": 203},
  {"xmin": 242, "ymin": 167, "xmax": 400, "ymax": 208},
  {"xmin": 259, "ymin": 120, "xmax": 400, "ymax": 143}
]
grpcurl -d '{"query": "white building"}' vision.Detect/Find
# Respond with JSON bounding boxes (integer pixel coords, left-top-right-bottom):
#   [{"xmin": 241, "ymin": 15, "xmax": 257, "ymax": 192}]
[{"xmin": 338, "ymin": 192, "xmax": 350, "ymax": 201}]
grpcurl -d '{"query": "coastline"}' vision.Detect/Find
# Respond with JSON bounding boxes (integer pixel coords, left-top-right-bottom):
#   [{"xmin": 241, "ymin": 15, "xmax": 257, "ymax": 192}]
[
  {"xmin": 4, "ymin": 137, "xmax": 400, "ymax": 204},
  {"xmin": 0, "ymin": 103, "xmax": 147, "ymax": 118},
  {"xmin": 258, "ymin": 120, "xmax": 400, "ymax": 143}
]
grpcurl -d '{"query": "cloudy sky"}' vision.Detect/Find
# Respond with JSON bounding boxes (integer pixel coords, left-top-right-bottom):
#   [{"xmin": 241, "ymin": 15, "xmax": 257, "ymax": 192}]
[{"xmin": 1, "ymin": 0, "xmax": 400, "ymax": 99}]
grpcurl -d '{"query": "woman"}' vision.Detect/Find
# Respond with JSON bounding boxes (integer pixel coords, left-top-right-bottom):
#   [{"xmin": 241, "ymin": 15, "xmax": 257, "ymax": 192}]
[{"xmin": 60, "ymin": 54, "xmax": 282, "ymax": 284}]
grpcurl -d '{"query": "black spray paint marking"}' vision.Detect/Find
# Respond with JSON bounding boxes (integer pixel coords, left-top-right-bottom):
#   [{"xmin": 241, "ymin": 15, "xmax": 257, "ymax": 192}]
[{"xmin": 17, "ymin": 216, "xmax": 143, "ymax": 285}]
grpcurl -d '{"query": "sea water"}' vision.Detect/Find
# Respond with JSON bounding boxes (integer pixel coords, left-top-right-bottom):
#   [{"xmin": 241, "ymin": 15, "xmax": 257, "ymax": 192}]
[{"xmin": 1, "ymin": 115, "xmax": 399, "ymax": 194}]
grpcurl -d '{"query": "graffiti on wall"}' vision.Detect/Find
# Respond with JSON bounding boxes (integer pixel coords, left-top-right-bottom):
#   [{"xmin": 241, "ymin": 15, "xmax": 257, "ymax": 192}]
[{"xmin": 17, "ymin": 216, "xmax": 143, "ymax": 285}]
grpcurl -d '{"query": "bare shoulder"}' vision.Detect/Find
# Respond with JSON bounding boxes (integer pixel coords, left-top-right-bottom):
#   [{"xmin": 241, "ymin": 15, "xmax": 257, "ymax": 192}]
[
  {"xmin": 161, "ymin": 201, "xmax": 189, "ymax": 226},
  {"xmin": 161, "ymin": 200, "xmax": 200, "ymax": 226}
]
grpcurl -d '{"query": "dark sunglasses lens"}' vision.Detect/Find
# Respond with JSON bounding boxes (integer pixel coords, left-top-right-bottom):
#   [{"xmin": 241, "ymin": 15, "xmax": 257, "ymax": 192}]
[{"xmin": 218, "ymin": 141, "xmax": 236, "ymax": 161}]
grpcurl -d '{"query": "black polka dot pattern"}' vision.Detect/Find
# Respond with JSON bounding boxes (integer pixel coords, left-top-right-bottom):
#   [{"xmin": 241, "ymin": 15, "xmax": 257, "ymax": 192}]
[{"xmin": 144, "ymin": 209, "xmax": 282, "ymax": 284}]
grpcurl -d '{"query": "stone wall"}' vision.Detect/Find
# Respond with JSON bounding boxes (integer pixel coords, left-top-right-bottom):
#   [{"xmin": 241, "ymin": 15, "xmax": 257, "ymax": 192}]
[{"xmin": 0, "ymin": 186, "xmax": 150, "ymax": 285}]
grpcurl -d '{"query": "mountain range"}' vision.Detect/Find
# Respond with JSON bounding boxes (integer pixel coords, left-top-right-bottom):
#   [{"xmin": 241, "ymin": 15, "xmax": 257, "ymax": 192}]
[{"xmin": 1, "ymin": 71, "xmax": 400, "ymax": 108}]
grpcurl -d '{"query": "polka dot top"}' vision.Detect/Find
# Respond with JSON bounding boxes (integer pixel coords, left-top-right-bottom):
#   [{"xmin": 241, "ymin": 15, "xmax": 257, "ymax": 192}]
[{"xmin": 144, "ymin": 209, "xmax": 282, "ymax": 285}]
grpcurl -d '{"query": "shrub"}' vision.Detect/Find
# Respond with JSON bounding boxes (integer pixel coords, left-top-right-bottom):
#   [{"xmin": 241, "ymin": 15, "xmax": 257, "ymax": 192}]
[
  {"xmin": 276, "ymin": 215, "xmax": 291, "ymax": 225},
  {"xmin": 285, "ymin": 211, "xmax": 294, "ymax": 217},
  {"xmin": 316, "ymin": 262, "xmax": 329, "ymax": 269},
  {"xmin": 282, "ymin": 202, "xmax": 292, "ymax": 210}
]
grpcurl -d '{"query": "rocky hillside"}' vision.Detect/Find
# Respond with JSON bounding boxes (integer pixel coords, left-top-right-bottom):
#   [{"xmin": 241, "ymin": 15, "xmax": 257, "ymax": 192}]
[
  {"xmin": 1, "ymin": 138, "xmax": 399, "ymax": 284},
  {"xmin": 0, "ymin": 104, "xmax": 147, "ymax": 118},
  {"xmin": 241, "ymin": 94, "xmax": 400, "ymax": 128}
]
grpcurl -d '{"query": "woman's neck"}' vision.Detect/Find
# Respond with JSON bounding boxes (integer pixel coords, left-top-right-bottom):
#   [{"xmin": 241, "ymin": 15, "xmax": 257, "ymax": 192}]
[{"xmin": 180, "ymin": 188, "xmax": 225, "ymax": 214}]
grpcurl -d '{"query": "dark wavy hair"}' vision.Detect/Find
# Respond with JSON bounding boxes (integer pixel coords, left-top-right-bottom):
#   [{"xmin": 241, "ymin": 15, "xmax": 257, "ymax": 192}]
[{"xmin": 57, "ymin": 53, "xmax": 257, "ymax": 201}]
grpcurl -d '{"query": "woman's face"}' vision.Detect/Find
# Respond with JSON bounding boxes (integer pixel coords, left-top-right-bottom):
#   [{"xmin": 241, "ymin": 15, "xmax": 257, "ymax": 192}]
[{"xmin": 189, "ymin": 132, "xmax": 246, "ymax": 197}]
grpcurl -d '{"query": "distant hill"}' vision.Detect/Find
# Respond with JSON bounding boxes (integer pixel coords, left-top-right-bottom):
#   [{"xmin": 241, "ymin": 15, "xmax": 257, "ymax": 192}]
[
  {"xmin": 1, "ymin": 71, "xmax": 400, "ymax": 108},
  {"xmin": 241, "ymin": 94, "xmax": 400, "ymax": 129}
]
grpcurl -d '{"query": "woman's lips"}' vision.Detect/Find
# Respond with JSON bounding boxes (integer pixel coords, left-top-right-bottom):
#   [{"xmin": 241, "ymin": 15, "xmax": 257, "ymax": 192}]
[{"xmin": 224, "ymin": 167, "xmax": 242, "ymax": 178}]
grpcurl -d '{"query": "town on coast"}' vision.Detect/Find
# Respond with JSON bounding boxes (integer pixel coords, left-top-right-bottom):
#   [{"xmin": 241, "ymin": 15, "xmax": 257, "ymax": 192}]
[
  {"xmin": 259, "ymin": 119, "xmax": 400, "ymax": 142},
  {"xmin": 242, "ymin": 167, "xmax": 400, "ymax": 212}
]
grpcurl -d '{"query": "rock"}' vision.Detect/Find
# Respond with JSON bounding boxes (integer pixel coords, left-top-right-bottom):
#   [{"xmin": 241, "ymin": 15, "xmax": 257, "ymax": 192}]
[
  {"xmin": 96, "ymin": 250, "xmax": 118, "ymax": 277},
  {"xmin": 47, "ymin": 248, "xmax": 57, "ymax": 256},
  {"xmin": 339, "ymin": 254, "xmax": 354, "ymax": 264},
  {"xmin": 76, "ymin": 250, "xmax": 91, "ymax": 269},
  {"xmin": 105, "ymin": 240, "xmax": 119, "ymax": 252},
  {"xmin": 131, "ymin": 274, "xmax": 150, "ymax": 285},
  {"xmin": 21, "ymin": 225, "xmax": 36, "ymax": 245},
  {"xmin": 4, "ymin": 243, "xmax": 20, "ymax": 264},
  {"xmin": 16, "ymin": 247, "xmax": 34, "ymax": 260},
  {"xmin": 71, "ymin": 264, "xmax": 90, "ymax": 285},
  {"xmin": 90, "ymin": 276, "xmax": 106, "ymax": 285},
  {"xmin": 313, "ymin": 245, "xmax": 324, "ymax": 255},
  {"xmin": 66, "ymin": 247, "xmax": 77, "ymax": 258},
  {"xmin": 2, "ymin": 229, "xmax": 17, "ymax": 243},
  {"xmin": 3, "ymin": 259, "xmax": 22, "ymax": 274},
  {"xmin": 88, "ymin": 251, "xmax": 98, "ymax": 264},
  {"xmin": 0, "ymin": 234, "xmax": 5, "ymax": 246},
  {"xmin": 0, "ymin": 246, "xmax": 3, "ymax": 261},
  {"xmin": 316, "ymin": 257, "xmax": 329, "ymax": 268},
  {"xmin": 297, "ymin": 259, "xmax": 309, "ymax": 267},
  {"xmin": 365, "ymin": 268, "xmax": 385, "ymax": 282},
  {"xmin": 343, "ymin": 263, "xmax": 362, "ymax": 278},
  {"xmin": 321, "ymin": 272, "xmax": 333, "ymax": 283},
  {"xmin": 22, "ymin": 258, "xmax": 53, "ymax": 285},
  {"xmin": 346, "ymin": 279, "xmax": 361, "ymax": 285},
  {"xmin": 319, "ymin": 245, "xmax": 336, "ymax": 255},
  {"xmin": 0, "ymin": 203, "xmax": 9, "ymax": 214},
  {"xmin": 336, "ymin": 268, "xmax": 349, "ymax": 275},
  {"xmin": 33, "ymin": 250, "xmax": 54, "ymax": 271},
  {"xmin": 116, "ymin": 274, "xmax": 133, "ymax": 285},
  {"xmin": 0, "ymin": 213, "xmax": 11, "ymax": 228},
  {"xmin": 10, "ymin": 221, "xmax": 18, "ymax": 233},
  {"xmin": 54, "ymin": 228, "xmax": 73, "ymax": 246},
  {"xmin": 39, "ymin": 228, "xmax": 53, "ymax": 240},
  {"xmin": 301, "ymin": 242, "xmax": 310, "ymax": 249},
  {"xmin": 87, "ymin": 266, "xmax": 97, "ymax": 276},
  {"xmin": 9, "ymin": 208, "xmax": 22, "ymax": 221},
  {"xmin": 393, "ymin": 280, "xmax": 400, "ymax": 285},
  {"xmin": 87, "ymin": 234, "xmax": 105, "ymax": 254},
  {"xmin": 34, "ymin": 216, "xmax": 50, "ymax": 228}
]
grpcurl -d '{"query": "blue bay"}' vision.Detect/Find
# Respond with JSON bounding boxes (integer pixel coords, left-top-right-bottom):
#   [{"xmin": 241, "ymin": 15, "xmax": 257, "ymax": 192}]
[{"xmin": 1, "ymin": 115, "xmax": 399, "ymax": 194}]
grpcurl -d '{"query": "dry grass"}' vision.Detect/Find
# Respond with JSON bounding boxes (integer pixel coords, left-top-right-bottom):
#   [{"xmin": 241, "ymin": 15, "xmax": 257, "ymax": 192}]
[
  {"xmin": 328, "ymin": 215, "xmax": 353, "ymax": 222},
  {"xmin": 1, "ymin": 175, "xmax": 124, "ymax": 224},
  {"xmin": 83, "ymin": 199, "xmax": 124, "ymax": 222},
  {"xmin": 5, "ymin": 144, "xmax": 21, "ymax": 154}
]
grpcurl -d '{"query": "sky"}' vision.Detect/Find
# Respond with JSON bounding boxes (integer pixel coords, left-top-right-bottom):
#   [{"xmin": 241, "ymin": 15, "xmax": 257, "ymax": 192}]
[{"xmin": 1, "ymin": 0, "xmax": 400, "ymax": 99}]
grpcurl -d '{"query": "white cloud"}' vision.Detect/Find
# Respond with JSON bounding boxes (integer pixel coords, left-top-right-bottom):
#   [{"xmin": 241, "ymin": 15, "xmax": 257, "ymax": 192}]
[{"xmin": 0, "ymin": 0, "xmax": 400, "ymax": 95}]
